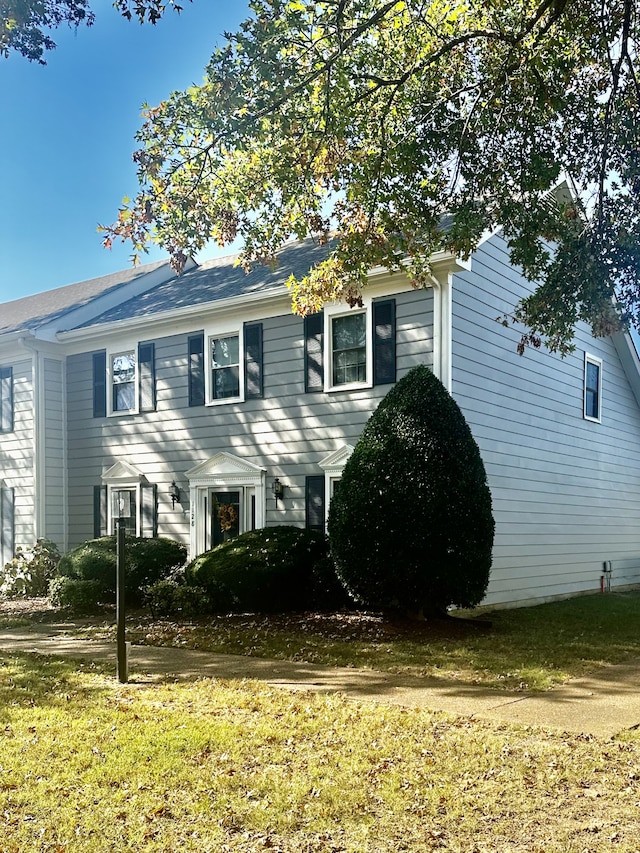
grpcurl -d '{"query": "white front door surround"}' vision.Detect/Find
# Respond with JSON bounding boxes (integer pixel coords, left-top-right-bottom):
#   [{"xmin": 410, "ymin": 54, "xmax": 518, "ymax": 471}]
[{"xmin": 185, "ymin": 452, "xmax": 266, "ymax": 557}]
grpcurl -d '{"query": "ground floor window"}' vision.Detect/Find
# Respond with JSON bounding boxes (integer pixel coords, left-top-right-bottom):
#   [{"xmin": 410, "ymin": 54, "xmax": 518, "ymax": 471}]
[
  {"xmin": 96, "ymin": 461, "xmax": 157, "ymax": 538},
  {"xmin": 111, "ymin": 488, "xmax": 137, "ymax": 534}
]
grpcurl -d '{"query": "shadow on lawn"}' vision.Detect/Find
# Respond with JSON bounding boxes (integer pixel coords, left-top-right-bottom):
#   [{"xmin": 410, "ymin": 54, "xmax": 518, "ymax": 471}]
[{"xmin": 0, "ymin": 651, "xmax": 111, "ymax": 722}]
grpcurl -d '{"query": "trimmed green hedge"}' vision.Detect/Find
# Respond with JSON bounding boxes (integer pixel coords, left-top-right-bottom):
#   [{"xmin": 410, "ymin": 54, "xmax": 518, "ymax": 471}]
[
  {"xmin": 328, "ymin": 365, "xmax": 494, "ymax": 615},
  {"xmin": 57, "ymin": 536, "xmax": 187, "ymax": 606},
  {"xmin": 184, "ymin": 526, "xmax": 346, "ymax": 613}
]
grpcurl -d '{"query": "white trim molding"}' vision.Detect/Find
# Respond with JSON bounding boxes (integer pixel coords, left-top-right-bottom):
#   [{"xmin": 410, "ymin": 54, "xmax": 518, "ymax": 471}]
[{"xmin": 185, "ymin": 452, "xmax": 267, "ymax": 557}]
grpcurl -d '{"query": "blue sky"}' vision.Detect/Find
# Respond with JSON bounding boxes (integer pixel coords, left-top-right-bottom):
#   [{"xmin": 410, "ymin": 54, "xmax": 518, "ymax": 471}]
[{"xmin": 0, "ymin": 1, "xmax": 248, "ymax": 303}]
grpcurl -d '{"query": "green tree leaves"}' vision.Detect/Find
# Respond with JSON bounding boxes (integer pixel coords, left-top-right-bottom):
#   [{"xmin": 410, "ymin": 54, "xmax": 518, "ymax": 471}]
[{"xmin": 98, "ymin": 0, "xmax": 640, "ymax": 353}]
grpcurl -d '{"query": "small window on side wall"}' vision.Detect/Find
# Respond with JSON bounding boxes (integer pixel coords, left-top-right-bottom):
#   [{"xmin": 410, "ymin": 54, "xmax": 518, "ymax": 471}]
[
  {"xmin": 0, "ymin": 366, "xmax": 13, "ymax": 433},
  {"xmin": 584, "ymin": 353, "xmax": 602, "ymax": 422}
]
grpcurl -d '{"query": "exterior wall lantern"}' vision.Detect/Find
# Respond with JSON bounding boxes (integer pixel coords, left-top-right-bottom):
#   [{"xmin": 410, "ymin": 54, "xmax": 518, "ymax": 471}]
[
  {"xmin": 169, "ymin": 481, "xmax": 181, "ymax": 508},
  {"xmin": 271, "ymin": 477, "xmax": 285, "ymax": 505}
]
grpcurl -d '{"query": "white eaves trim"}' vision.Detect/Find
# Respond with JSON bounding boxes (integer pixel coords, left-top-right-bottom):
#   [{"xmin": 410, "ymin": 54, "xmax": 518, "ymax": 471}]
[
  {"xmin": 34, "ymin": 259, "xmax": 194, "ymax": 342},
  {"xmin": 612, "ymin": 331, "xmax": 640, "ymax": 409},
  {"xmin": 56, "ymin": 250, "xmax": 467, "ymax": 348},
  {"xmin": 57, "ymin": 284, "xmax": 291, "ymax": 346}
]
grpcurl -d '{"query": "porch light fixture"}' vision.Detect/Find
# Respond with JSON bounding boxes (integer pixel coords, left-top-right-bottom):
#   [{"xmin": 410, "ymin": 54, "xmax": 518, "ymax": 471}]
[
  {"xmin": 271, "ymin": 477, "xmax": 284, "ymax": 505},
  {"xmin": 168, "ymin": 481, "xmax": 181, "ymax": 508}
]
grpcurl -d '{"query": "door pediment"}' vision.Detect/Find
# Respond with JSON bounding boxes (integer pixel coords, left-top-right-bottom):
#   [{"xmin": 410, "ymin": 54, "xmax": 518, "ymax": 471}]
[
  {"xmin": 186, "ymin": 452, "xmax": 265, "ymax": 486},
  {"xmin": 101, "ymin": 460, "xmax": 146, "ymax": 484}
]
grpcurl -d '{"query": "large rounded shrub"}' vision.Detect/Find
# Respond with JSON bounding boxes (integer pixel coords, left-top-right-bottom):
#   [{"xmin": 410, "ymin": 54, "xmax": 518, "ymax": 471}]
[
  {"xmin": 57, "ymin": 536, "xmax": 187, "ymax": 605},
  {"xmin": 184, "ymin": 526, "xmax": 339, "ymax": 613},
  {"xmin": 328, "ymin": 365, "xmax": 494, "ymax": 615}
]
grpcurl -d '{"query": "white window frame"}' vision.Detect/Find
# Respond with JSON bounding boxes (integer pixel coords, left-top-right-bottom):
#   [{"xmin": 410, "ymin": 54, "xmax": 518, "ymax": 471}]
[
  {"xmin": 204, "ymin": 327, "xmax": 244, "ymax": 406},
  {"xmin": 107, "ymin": 345, "xmax": 138, "ymax": 416},
  {"xmin": 324, "ymin": 301, "xmax": 373, "ymax": 392},
  {"xmin": 319, "ymin": 445, "xmax": 354, "ymax": 523},
  {"xmin": 584, "ymin": 352, "xmax": 603, "ymax": 423},
  {"xmin": 101, "ymin": 461, "xmax": 147, "ymax": 535},
  {"xmin": 108, "ymin": 483, "xmax": 141, "ymax": 536}
]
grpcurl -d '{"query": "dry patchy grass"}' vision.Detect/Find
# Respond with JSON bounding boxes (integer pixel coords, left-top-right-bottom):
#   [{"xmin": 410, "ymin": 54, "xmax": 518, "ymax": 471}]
[
  {"xmin": 57, "ymin": 591, "xmax": 640, "ymax": 692},
  {"xmin": 1, "ymin": 652, "xmax": 640, "ymax": 852}
]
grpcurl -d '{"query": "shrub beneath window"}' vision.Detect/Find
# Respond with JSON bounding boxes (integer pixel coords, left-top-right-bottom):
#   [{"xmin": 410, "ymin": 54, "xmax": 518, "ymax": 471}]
[
  {"xmin": 184, "ymin": 526, "xmax": 335, "ymax": 613},
  {"xmin": 48, "ymin": 577, "xmax": 105, "ymax": 614},
  {"xmin": 1, "ymin": 538, "xmax": 61, "ymax": 598},
  {"xmin": 56, "ymin": 536, "xmax": 187, "ymax": 606},
  {"xmin": 328, "ymin": 365, "xmax": 494, "ymax": 616},
  {"xmin": 144, "ymin": 579, "xmax": 210, "ymax": 619}
]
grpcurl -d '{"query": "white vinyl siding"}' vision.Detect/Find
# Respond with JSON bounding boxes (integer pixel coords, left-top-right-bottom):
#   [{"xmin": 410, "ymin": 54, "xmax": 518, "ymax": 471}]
[
  {"xmin": 65, "ymin": 287, "xmax": 434, "ymax": 551},
  {"xmin": 0, "ymin": 359, "xmax": 35, "ymax": 551},
  {"xmin": 451, "ymin": 232, "xmax": 640, "ymax": 606}
]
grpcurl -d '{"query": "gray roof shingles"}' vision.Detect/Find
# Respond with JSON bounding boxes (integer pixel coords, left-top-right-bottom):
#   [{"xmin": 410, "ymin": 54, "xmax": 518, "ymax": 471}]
[
  {"xmin": 0, "ymin": 259, "xmax": 170, "ymax": 335},
  {"xmin": 77, "ymin": 239, "xmax": 333, "ymax": 328}
]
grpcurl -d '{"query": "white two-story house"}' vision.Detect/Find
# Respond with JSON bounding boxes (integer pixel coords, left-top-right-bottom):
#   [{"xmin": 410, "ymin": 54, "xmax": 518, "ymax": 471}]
[{"xmin": 2, "ymin": 232, "xmax": 640, "ymax": 607}]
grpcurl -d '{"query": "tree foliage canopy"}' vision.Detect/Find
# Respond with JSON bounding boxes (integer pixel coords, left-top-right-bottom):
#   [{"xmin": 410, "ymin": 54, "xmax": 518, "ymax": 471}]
[
  {"xmin": 100, "ymin": 0, "xmax": 640, "ymax": 354},
  {"xmin": 1, "ymin": 0, "xmax": 187, "ymax": 64}
]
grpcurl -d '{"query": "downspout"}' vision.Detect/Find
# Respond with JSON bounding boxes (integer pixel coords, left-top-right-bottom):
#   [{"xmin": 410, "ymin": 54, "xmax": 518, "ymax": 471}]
[{"xmin": 427, "ymin": 272, "xmax": 452, "ymax": 393}]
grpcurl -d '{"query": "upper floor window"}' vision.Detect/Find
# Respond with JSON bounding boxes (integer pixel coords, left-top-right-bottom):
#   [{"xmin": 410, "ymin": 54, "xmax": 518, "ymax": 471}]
[
  {"xmin": 188, "ymin": 324, "xmax": 263, "ymax": 407},
  {"xmin": 93, "ymin": 343, "xmax": 155, "ymax": 418},
  {"xmin": 0, "ymin": 366, "xmax": 13, "ymax": 433},
  {"xmin": 325, "ymin": 305, "xmax": 373, "ymax": 391},
  {"xmin": 210, "ymin": 333, "xmax": 240, "ymax": 400},
  {"xmin": 584, "ymin": 353, "xmax": 602, "ymax": 422},
  {"xmin": 304, "ymin": 299, "xmax": 396, "ymax": 394},
  {"xmin": 332, "ymin": 313, "xmax": 367, "ymax": 386},
  {"xmin": 111, "ymin": 351, "xmax": 136, "ymax": 412}
]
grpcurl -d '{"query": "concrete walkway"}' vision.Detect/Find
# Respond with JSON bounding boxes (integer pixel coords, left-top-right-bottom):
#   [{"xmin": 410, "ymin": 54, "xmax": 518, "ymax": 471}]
[{"xmin": 1, "ymin": 622, "xmax": 639, "ymax": 739}]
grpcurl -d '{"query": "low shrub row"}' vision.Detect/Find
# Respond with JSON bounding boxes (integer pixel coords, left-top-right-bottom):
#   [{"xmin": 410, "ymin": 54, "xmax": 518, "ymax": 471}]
[{"xmin": 2, "ymin": 527, "xmax": 349, "ymax": 616}]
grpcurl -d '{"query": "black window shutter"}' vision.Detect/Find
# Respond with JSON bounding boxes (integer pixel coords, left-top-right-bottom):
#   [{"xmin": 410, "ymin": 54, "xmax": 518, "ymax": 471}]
[
  {"xmin": 92, "ymin": 352, "xmax": 107, "ymax": 418},
  {"xmin": 140, "ymin": 483, "xmax": 158, "ymax": 538},
  {"xmin": 138, "ymin": 342, "xmax": 156, "ymax": 413},
  {"xmin": 373, "ymin": 299, "xmax": 396, "ymax": 385},
  {"xmin": 304, "ymin": 313, "xmax": 324, "ymax": 393},
  {"xmin": 0, "ymin": 367, "xmax": 13, "ymax": 432},
  {"xmin": 244, "ymin": 323, "xmax": 263, "ymax": 399},
  {"xmin": 188, "ymin": 333, "xmax": 205, "ymax": 407},
  {"xmin": 1, "ymin": 486, "xmax": 15, "ymax": 565},
  {"xmin": 93, "ymin": 485, "xmax": 108, "ymax": 538},
  {"xmin": 305, "ymin": 475, "xmax": 325, "ymax": 533}
]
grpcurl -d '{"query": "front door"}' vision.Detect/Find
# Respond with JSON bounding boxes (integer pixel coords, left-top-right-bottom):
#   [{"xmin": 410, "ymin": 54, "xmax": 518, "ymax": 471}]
[{"xmin": 210, "ymin": 490, "xmax": 241, "ymax": 547}]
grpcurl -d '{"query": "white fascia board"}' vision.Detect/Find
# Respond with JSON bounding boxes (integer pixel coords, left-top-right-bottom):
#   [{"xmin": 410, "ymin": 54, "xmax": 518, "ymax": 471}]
[
  {"xmin": 612, "ymin": 331, "xmax": 640, "ymax": 409},
  {"xmin": 56, "ymin": 251, "xmax": 463, "ymax": 351},
  {"xmin": 0, "ymin": 332, "xmax": 62, "ymax": 362},
  {"xmin": 34, "ymin": 259, "xmax": 195, "ymax": 342},
  {"xmin": 57, "ymin": 285, "xmax": 293, "ymax": 351},
  {"xmin": 0, "ymin": 331, "xmax": 33, "ymax": 359}
]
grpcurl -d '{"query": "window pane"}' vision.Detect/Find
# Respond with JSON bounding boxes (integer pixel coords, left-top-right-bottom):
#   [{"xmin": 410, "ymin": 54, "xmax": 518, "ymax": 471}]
[
  {"xmin": 332, "ymin": 314, "xmax": 365, "ymax": 350},
  {"xmin": 211, "ymin": 335, "xmax": 240, "ymax": 399},
  {"xmin": 114, "ymin": 382, "xmax": 135, "ymax": 412},
  {"xmin": 112, "ymin": 352, "xmax": 136, "ymax": 411},
  {"xmin": 213, "ymin": 365, "xmax": 240, "ymax": 399},
  {"xmin": 332, "ymin": 314, "xmax": 367, "ymax": 386},
  {"xmin": 111, "ymin": 489, "xmax": 136, "ymax": 533},
  {"xmin": 211, "ymin": 336, "xmax": 239, "ymax": 368},
  {"xmin": 113, "ymin": 353, "xmax": 135, "ymax": 383},
  {"xmin": 585, "ymin": 361, "xmax": 600, "ymax": 418}
]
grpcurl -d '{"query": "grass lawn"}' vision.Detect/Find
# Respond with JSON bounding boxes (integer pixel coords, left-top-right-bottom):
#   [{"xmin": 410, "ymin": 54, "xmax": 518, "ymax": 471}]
[
  {"xmin": 46, "ymin": 590, "xmax": 640, "ymax": 692},
  {"xmin": 1, "ymin": 650, "xmax": 640, "ymax": 852}
]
